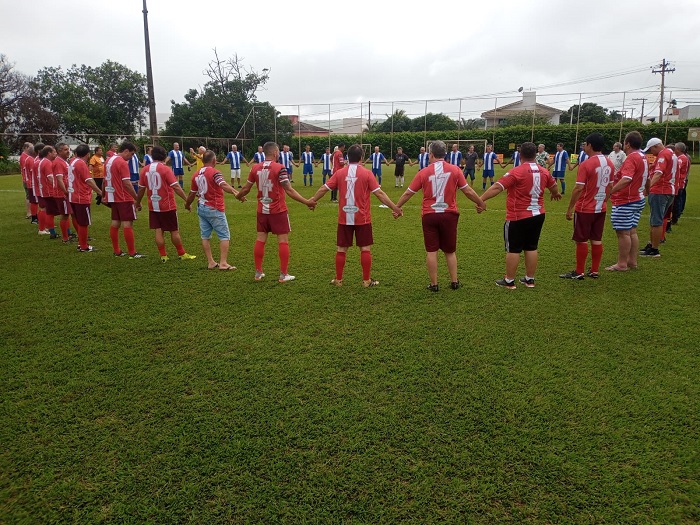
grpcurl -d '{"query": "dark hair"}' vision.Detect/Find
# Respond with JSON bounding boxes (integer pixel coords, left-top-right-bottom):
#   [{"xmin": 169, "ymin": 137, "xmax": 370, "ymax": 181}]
[
  {"xmin": 584, "ymin": 133, "xmax": 604, "ymax": 153},
  {"xmin": 347, "ymin": 144, "xmax": 363, "ymax": 163},
  {"xmin": 119, "ymin": 142, "xmax": 136, "ymax": 153},
  {"xmin": 520, "ymin": 142, "xmax": 537, "ymax": 160},
  {"xmin": 151, "ymin": 146, "xmax": 167, "ymax": 162},
  {"xmin": 39, "ymin": 145, "xmax": 54, "ymax": 158},
  {"xmin": 203, "ymin": 150, "xmax": 217, "ymax": 164},
  {"xmin": 75, "ymin": 144, "xmax": 90, "ymax": 158},
  {"xmin": 338, "ymin": 143, "xmax": 345, "ymax": 149},
  {"xmin": 263, "ymin": 141, "xmax": 278, "ymax": 156},
  {"xmin": 557, "ymin": 142, "xmax": 564, "ymax": 148},
  {"xmin": 624, "ymin": 131, "xmax": 642, "ymax": 150},
  {"xmin": 34, "ymin": 143, "xmax": 45, "ymax": 155},
  {"xmin": 95, "ymin": 146, "xmax": 103, "ymax": 153}
]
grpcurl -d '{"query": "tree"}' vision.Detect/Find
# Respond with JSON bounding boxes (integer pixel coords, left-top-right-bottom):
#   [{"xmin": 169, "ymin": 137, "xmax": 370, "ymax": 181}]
[
  {"xmin": 163, "ymin": 49, "xmax": 290, "ymax": 150},
  {"xmin": 0, "ymin": 54, "xmax": 30, "ymax": 133},
  {"xmin": 559, "ymin": 102, "xmax": 611, "ymax": 124},
  {"xmin": 501, "ymin": 111, "xmax": 551, "ymax": 127},
  {"xmin": 369, "ymin": 109, "xmax": 413, "ymax": 133},
  {"xmin": 34, "ymin": 60, "xmax": 147, "ymax": 136},
  {"xmin": 411, "ymin": 112, "xmax": 458, "ymax": 132},
  {"xmin": 460, "ymin": 118, "xmax": 485, "ymax": 130}
]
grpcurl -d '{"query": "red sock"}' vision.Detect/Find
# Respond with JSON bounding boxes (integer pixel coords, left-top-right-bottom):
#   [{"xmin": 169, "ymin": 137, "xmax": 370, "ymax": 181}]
[
  {"xmin": 591, "ymin": 244, "xmax": 603, "ymax": 273},
  {"xmin": 254, "ymin": 240, "xmax": 266, "ymax": 272},
  {"xmin": 71, "ymin": 215, "xmax": 79, "ymax": 232},
  {"xmin": 78, "ymin": 225, "xmax": 88, "ymax": 250},
  {"xmin": 661, "ymin": 219, "xmax": 668, "ymax": 241},
  {"xmin": 278, "ymin": 242, "xmax": 290, "ymax": 274},
  {"xmin": 110, "ymin": 226, "xmax": 121, "ymax": 254},
  {"xmin": 47, "ymin": 214, "xmax": 55, "ymax": 230},
  {"xmin": 59, "ymin": 218, "xmax": 70, "ymax": 241},
  {"xmin": 158, "ymin": 245, "xmax": 167, "ymax": 256},
  {"xmin": 575, "ymin": 242, "xmax": 588, "ymax": 275},
  {"xmin": 38, "ymin": 209, "xmax": 45, "ymax": 230},
  {"xmin": 124, "ymin": 227, "xmax": 136, "ymax": 255},
  {"xmin": 335, "ymin": 251, "xmax": 346, "ymax": 280},
  {"xmin": 30, "ymin": 203, "xmax": 38, "ymax": 216},
  {"xmin": 175, "ymin": 243, "xmax": 186, "ymax": 256},
  {"xmin": 360, "ymin": 250, "xmax": 372, "ymax": 280}
]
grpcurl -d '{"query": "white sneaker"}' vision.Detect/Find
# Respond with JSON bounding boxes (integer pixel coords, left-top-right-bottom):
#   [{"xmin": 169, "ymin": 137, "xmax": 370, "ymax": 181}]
[
  {"xmin": 278, "ymin": 273, "xmax": 295, "ymax": 283},
  {"xmin": 254, "ymin": 271, "xmax": 265, "ymax": 281},
  {"xmin": 38, "ymin": 229, "xmax": 50, "ymax": 235}
]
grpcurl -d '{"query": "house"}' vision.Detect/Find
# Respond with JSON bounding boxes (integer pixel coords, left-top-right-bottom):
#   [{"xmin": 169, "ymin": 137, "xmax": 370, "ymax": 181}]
[
  {"xmin": 678, "ymin": 105, "xmax": 700, "ymax": 121},
  {"xmin": 481, "ymin": 91, "xmax": 561, "ymax": 128},
  {"xmin": 284, "ymin": 115, "xmax": 330, "ymax": 137}
]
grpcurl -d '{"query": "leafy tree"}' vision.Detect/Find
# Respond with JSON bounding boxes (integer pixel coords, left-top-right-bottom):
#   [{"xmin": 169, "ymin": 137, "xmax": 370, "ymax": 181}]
[
  {"xmin": 0, "ymin": 54, "xmax": 29, "ymax": 133},
  {"xmin": 460, "ymin": 118, "xmax": 486, "ymax": 130},
  {"xmin": 501, "ymin": 111, "xmax": 552, "ymax": 127},
  {"xmin": 369, "ymin": 109, "xmax": 413, "ymax": 133},
  {"xmin": 34, "ymin": 60, "xmax": 147, "ymax": 136},
  {"xmin": 560, "ymin": 102, "xmax": 611, "ymax": 124},
  {"xmin": 411, "ymin": 112, "xmax": 458, "ymax": 131}
]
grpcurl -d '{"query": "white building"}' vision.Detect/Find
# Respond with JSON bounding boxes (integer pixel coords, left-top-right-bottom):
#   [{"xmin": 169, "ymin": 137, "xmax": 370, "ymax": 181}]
[{"xmin": 481, "ymin": 91, "xmax": 561, "ymax": 128}]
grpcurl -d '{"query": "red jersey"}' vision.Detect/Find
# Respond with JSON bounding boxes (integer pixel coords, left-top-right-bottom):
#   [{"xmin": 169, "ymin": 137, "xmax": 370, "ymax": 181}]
[
  {"xmin": 676, "ymin": 154, "xmax": 688, "ymax": 194},
  {"xmin": 32, "ymin": 156, "xmax": 42, "ymax": 195},
  {"xmin": 247, "ymin": 161, "xmax": 289, "ymax": 215},
  {"xmin": 574, "ymin": 154, "xmax": 613, "ymax": 214},
  {"xmin": 36, "ymin": 158, "xmax": 55, "ymax": 199},
  {"xmin": 325, "ymin": 163, "xmax": 380, "ymax": 225},
  {"xmin": 104, "ymin": 155, "xmax": 134, "ymax": 203},
  {"xmin": 191, "ymin": 166, "xmax": 227, "ymax": 212},
  {"xmin": 497, "ymin": 162, "xmax": 556, "ymax": 221},
  {"xmin": 20, "ymin": 152, "xmax": 29, "ymax": 185},
  {"xmin": 52, "ymin": 157, "xmax": 69, "ymax": 198},
  {"xmin": 67, "ymin": 157, "xmax": 94, "ymax": 204},
  {"xmin": 611, "ymin": 151, "xmax": 647, "ymax": 206},
  {"xmin": 139, "ymin": 162, "xmax": 179, "ymax": 212},
  {"xmin": 24, "ymin": 155, "xmax": 34, "ymax": 189},
  {"xmin": 332, "ymin": 150, "xmax": 345, "ymax": 174},
  {"xmin": 649, "ymin": 147, "xmax": 677, "ymax": 195},
  {"xmin": 408, "ymin": 160, "xmax": 468, "ymax": 216}
]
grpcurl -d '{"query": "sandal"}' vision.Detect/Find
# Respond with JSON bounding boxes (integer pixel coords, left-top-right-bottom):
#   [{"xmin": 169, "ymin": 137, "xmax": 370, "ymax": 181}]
[{"xmin": 605, "ymin": 265, "xmax": 628, "ymax": 272}]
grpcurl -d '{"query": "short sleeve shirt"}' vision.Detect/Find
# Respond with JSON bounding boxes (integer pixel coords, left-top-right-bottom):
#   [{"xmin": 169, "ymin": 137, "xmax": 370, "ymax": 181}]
[
  {"xmin": 535, "ymin": 151, "xmax": 549, "ymax": 168},
  {"xmin": 248, "ymin": 160, "xmax": 289, "ymax": 215},
  {"xmin": 408, "ymin": 161, "xmax": 468, "ymax": 216},
  {"xmin": 611, "ymin": 150, "xmax": 647, "ymax": 206},
  {"xmin": 575, "ymin": 154, "xmax": 613, "ymax": 213},
  {"xmin": 649, "ymin": 147, "xmax": 677, "ymax": 195},
  {"xmin": 332, "ymin": 150, "xmax": 345, "ymax": 174},
  {"xmin": 52, "ymin": 157, "xmax": 69, "ymax": 198},
  {"xmin": 89, "ymin": 155, "xmax": 105, "ymax": 178},
  {"xmin": 67, "ymin": 157, "xmax": 94, "ymax": 204},
  {"xmin": 104, "ymin": 155, "xmax": 134, "ymax": 203},
  {"xmin": 325, "ymin": 163, "xmax": 380, "ymax": 226},
  {"xmin": 496, "ymin": 162, "xmax": 556, "ymax": 221},
  {"xmin": 394, "ymin": 153, "xmax": 410, "ymax": 167},
  {"xmin": 24, "ymin": 155, "xmax": 35, "ymax": 188},
  {"xmin": 464, "ymin": 152, "xmax": 478, "ymax": 169},
  {"xmin": 36, "ymin": 158, "xmax": 54, "ymax": 199},
  {"xmin": 191, "ymin": 166, "xmax": 226, "ymax": 212},
  {"xmin": 139, "ymin": 162, "xmax": 179, "ymax": 212}
]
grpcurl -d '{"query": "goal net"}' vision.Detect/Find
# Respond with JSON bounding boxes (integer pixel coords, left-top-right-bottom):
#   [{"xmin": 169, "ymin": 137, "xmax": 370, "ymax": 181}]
[
  {"xmin": 360, "ymin": 143, "xmax": 372, "ymax": 159},
  {"xmin": 427, "ymin": 139, "xmax": 488, "ymax": 155}
]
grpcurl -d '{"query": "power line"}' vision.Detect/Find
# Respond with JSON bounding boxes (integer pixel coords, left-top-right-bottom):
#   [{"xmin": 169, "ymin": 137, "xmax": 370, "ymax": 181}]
[{"xmin": 652, "ymin": 59, "xmax": 675, "ymax": 123}]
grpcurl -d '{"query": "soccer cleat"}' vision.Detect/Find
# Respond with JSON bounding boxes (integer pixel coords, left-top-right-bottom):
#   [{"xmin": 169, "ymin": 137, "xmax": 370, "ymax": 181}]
[
  {"xmin": 426, "ymin": 284, "xmax": 439, "ymax": 292},
  {"xmin": 179, "ymin": 253, "xmax": 197, "ymax": 260},
  {"xmin": 38, "ymin": 229, "xmax": 50, "ymax": 235},
  {"xmin": 640, "ymin": 248, "xmax": 661, "ymax": 257},
  {"xmin": 30, "ymin": 218, "xmax": 38, "ymax": 225},
  {"xmin": 559, "ymin": 271, "xmax": 585, "ymax": 280},
  {"xmin": 62, "ymin": 239, "xmax": 73, "ymax": 244},
  {"xmin": 78, "ymin": 245, "xmax": 97, "ymax": 253},
  {"xmin": 114, "ymin": 251, "xmax": 127, "ymax": 257},
  {"xmin": 519, "ymin": 277, "xmax": 536, "ymax": 288},
  {"xmin": 49, "ymin": 233, "xmax": 58, "ymax": 239},
  {"xmin": 586, "ymin": 270, "xmax": 599, "ymax": 279},
  {"xmin": 495, "ymin": 278, "xmax": 517, "ymax": 289},
  {"xmin": 254, "ymin": 271, "xmax": 265, "ymax": 281},
  {"xmin": 278, "ymin": 273, "xmax": 296, "ymax": 283},
  {"xmin": 330, "ymin": 279, "xmax": 343, "ymax": 287},
  {"xmin": 362, "ymin": 278, "xmax": 379, "ymax": 288},
  {"xmin": 161, "ymin": 256, "xmax": 169, "ymax": 263},
  {"xmin": 128, "ymin": 252, "xmax": 147, "ymax": 259},
  {"xmin": 450, "ymin": 281, "xmax": 461, "ymax": 290},
  {"xmin": 68, "ymin": 233, "xmax": 77, "ymax": 240},
  {"xmin": 639, "ymin": 242, "xmax": 652, "ymax": 254}
]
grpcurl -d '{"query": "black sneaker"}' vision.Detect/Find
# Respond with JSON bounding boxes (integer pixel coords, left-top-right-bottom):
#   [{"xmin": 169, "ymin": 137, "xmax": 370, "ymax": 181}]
[
  {"xmin": 49, "ymin": 233, "xmax": 58, "ymax": 240},
  {"xmin": 78, "ymin": 245, "xmax": 97, "ymax": 252},
  {"xmin": 426, "ymin": 284, "xmax": 439, "ymax": 292},
  {"xmin": 30, "ymin": 218, "xmax": 38, "ymax": 225},
  {"xmin": 114, "ymin": 251, "xmax": 127, "ymax": 257},
  {"xmin": 450, "ymin": 281, "xmax": 461, "ymax": 290},
  {"xmin": 495, "ymin": 278, "xmax": 516, "ymax": 289},
  {"xmin": 640, "ymin": 242, "xmax": 652, "ymax": 254},
  {"xmin": 519, "ymin": 277, "xmax": 535, "ymax": 288},
  {"xmin": 559, "ymin": 270, "xmax": 584, "ymax": 280},
  {"xmin": 586, "ymin": 270, "xmax": 600, "ymax": 279},
  {"xmin": 640, "ymin": 248, "xmax": 661, "ymax": 257},
  {"xmin": 128, "ymin": 252, "xmax": 147, "ymax": 259}
]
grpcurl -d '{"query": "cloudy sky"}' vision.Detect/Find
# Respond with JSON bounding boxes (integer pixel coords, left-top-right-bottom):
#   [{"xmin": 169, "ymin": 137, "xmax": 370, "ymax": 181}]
[{"xmin": 4, "ymin": 0, "xmax": 700, "ymax": 125}]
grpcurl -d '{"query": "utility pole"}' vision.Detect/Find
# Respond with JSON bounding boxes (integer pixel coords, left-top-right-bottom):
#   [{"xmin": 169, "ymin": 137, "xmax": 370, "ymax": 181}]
[
  {"xmin": 142, "ymin": 0, "xmax": 158, "ymax": 142},
  {"xmin": 652, "ymin": 58, "xmax": 675, "ymax": 123},
  {"xmin": 633, "ymin": 98, "xmax": 647, "ymax": 123}
]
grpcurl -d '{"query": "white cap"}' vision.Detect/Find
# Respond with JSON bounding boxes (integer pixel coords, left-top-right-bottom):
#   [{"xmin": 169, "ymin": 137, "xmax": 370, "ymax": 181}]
[{"xmin": 642, "ymin": 137, "xmax": 663, "ymax": 153}]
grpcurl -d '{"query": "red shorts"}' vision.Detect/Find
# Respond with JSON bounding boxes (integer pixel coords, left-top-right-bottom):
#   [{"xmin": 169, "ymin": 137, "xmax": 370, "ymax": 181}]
[
  {"xmin": 149, "ymin": 210, "xmax": 179, "ymax": 231},
  {"xmin": 45, "ymin": 197, "xmax": 70, "ymax": 216},
  {"xmin": 337, "ymin": 223, "xmax": 373, "ymax": 247},
  {"xmin": 72, "ymin": 203, "xmax": 92, "ymax": 226},
  {"xmin": 111, "ymin": 201, "xmax": 137, "ymax": 222},
  {"xmin": 573, "ymin": 211, "xmax": 606, "ymax": 242},
  {"xmin": 257, "ymin": 211, "xmax": 291, "ymax": 234},
  {"xmin": 37, "ymin": 196, "xmax": 48, "ymax": 209},
  {"xmin": 27, "ymin": 187, "xmax": 38, "ymax": 204},
  {"xmin": 422, "ymin": 212, "xmax": 459, "ymax": 253}
]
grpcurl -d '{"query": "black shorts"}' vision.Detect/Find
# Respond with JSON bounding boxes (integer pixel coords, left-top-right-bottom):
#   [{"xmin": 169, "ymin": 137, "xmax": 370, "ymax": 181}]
[
  {"xmin": 395, "ymin": 167, "xmax": 405, "ymax": 177},
  {"xmin": 504, "ymin": 214, "xmax": 545, "ymax": 253}
]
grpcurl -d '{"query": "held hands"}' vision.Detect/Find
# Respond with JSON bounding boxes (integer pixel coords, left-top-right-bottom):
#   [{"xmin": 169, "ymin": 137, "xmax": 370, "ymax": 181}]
[
  {"xmin": 566, "ymin": 210, "xmax": 573, "ymax": 220},
  {"xmin": 185, "ymin": 202, "xmax": 191, "ymax": 212},
  {"xmin": 475, "ymin": 203, "xmax": 486, "ymax": 214},
  {"xmin": 306, "ymin": 199, "xmax": 317, "ymax": 211},
  {"xmin": 551, "ymin": 193, "xmax": 562, "ymax": 201},
  {"xmin": 392, "ymin": 207, "xmax": 403, "ymax": 219}
]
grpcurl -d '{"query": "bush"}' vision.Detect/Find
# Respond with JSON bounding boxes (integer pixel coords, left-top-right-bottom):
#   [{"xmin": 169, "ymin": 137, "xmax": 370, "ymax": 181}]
[{"xmin": 0, "ymin": 158, "xmax": 20, "ymax": 175}]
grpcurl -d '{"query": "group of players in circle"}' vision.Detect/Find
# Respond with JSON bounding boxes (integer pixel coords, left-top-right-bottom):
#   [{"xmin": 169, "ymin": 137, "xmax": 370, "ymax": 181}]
[{"xmin": 18, "ymin": 130, "xmax": 689, "ymax": 289}]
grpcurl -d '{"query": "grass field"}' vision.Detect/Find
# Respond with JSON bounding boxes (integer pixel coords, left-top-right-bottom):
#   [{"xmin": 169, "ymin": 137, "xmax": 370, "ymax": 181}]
[{"xmin": 1, "ymin": 162, "xmax": 699, "ymax": 524}]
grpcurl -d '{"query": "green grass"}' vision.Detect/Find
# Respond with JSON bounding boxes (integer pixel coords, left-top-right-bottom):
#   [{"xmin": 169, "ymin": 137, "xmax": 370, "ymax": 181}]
[{"xmin": 1, "ymin": 163, "xmax": 699, "ymax": 524}]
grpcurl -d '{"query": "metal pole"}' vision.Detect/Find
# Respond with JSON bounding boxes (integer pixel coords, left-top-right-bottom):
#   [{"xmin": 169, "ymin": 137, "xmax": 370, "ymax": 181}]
[
  {"xmin": 390, "ymin": 102, "xmax": 394, "ymax": 156},
  {"xmin": 619, "ymin": 91, "xmax": 626, "ymax": 142},
  {"xmin": 298, "ymin": 104, "xmax": 301, "ymax": 158},
  {"xmin": 360, "ymin": 103, "xmax": 364, "ymax": 147},
  {"xmin": 142, "ymin": 0, "xmax": 158, "ymax": 141},
  {"xmin": 328, "ymin": 104, "xmax": 331, "ymax": 149},
  {"xmin": 424, "ymin": 100, "xmax": 428, "ymax": 147},
  {"xmin": 252, "ymin": 106, "xmax": 256, "ymax": 141},
  {"xmin": 530, "ymin": 102, "xmax": 536, "ymax": 142},
  {"xmin": 274, "ymin": 109, "xmax": 277, "ymax": 144},
  {"xmin": 574, "ymin": 93, "xmax": 582, "ymax": 152},
  {"xmin": 457, "ymin": 99, "xmax": 462, "ymax": 142},
  {"xmin": 493, "ymin": 97, "xmax": 497, "ymax": 146}
]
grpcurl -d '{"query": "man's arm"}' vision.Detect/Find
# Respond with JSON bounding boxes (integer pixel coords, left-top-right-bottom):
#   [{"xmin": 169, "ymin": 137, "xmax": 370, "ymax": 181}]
[
  {"xmin": 309, "ymin": 185, "xmax": 330, "ymax": 202},
  {"xmin": 565, "ymin": 184, "xmax": 584, "ymax": 220},
  {"xmin": 122, "ymin": 178, "xmax": 138, "ymax": 200},
  {"xmin": 86, "ymin": 178, "xmax": 102, "ymax": 197},
  {"xmin": 219, "ymin": 180, "xmax": 239, "ymax": 196},
  {"xmin": 480, "ymin": 183, "xmax": 502, "ymax": 202},
  {"xmin": 236, "ymin": 180, "xmax": 254, "ymax": 201},
  {"xmin": 648, "ymin": 169, "xmax": 663, "ymax": 189},
  {"xmin": 548, "ymin": 182, "xmax": 562, "ymax": 201},
  {"xmin": 184, "ymin": 189, "xmax": 197, "ymax": 211},
  {"xmin": 373, "ymin": 189, "xmax": 403, "ymax": 218},
  {"xmin": 56, "ymin": 175, "xmax": 67, "ymax": 195},
  {"xmin": 460, "ymin": 185, "xmax": 486, "ymax": 212},
  {"xmin": 172, "ymin": 183, "xmax": 187, "ymax": 201},
  {"xmin": 134, "ymin": 186, "xmax": 147, "ymax": 208},
  {"xmin": 282, "ymin": 181, "xmax": 315, "ymax": 209},
  {"xmin": 395, "ymin": 188, "xmax": 415, "ymax": 208},
  {"xmin": 610, "ymin": 177, "xmax": 632, "ymax": 194}
]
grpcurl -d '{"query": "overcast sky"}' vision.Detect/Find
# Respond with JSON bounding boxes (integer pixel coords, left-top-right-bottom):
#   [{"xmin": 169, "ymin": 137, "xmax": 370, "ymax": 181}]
[{"xmin": 4, "ymin": 0, "xmax": 700, "ymax": 124}]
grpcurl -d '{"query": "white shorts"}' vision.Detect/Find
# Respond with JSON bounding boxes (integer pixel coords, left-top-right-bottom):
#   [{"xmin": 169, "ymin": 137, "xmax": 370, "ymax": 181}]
[{"xmin": 231, "ymin": 169, "xmax": 241, "ymax": 177}]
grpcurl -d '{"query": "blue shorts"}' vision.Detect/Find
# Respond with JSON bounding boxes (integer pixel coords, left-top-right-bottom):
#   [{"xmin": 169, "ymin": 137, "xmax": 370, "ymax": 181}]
[
  {"xmin": 197, "ymin": 204, "xmax": 230, "ymax": 241},
  {"xmin": 648, "ymin": 193, "xmax": 674, "ymax": 227},
  {"xmin": 303, "ymin": 164, "xmax": 313, "ymax": 175},
  {"xmin": 483, "ymin": 170, "xmax": 495, "ymax": 178},
  {"xmin": 553, "ymin": 171, "xmax": 565, "ymax": 179},
  {"xmin": 372, "ymin": 168, "xmax": 381, "ymax": 176},
  {"xmin": 173, "ymin": 168, "xmax": 184, "ymax": 176},
  {"xmin": 464, "ymin": 168, "xmax": 475, "ymax": 180},
  {"xmin": 286, "ymin": 166, "xmax": 293, "ymax": 176},
  {"xmin": 610, "ymin": 199, "xmax": 645, "ymax": 231},
  {"xmin": 322, "ymin": 169, "xmax": 331, "ymax": 176}
]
